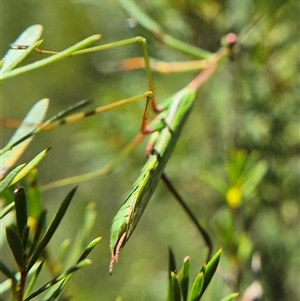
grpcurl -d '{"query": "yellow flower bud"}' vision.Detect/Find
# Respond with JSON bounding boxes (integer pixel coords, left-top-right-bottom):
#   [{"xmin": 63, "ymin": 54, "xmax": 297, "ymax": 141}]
[{"xmin": 226, "ymin": 186, "xmax": 242, "ymax": 208}]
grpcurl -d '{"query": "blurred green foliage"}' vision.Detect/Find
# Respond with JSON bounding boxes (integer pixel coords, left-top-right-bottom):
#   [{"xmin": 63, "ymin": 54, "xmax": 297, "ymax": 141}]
[
  {"xmin": 1, "ymin": 182, "xmax": 100, "ymax": 300},
  {"xmin": 1, "ymin": 0, "xmax": 298, "ymax": 300}
]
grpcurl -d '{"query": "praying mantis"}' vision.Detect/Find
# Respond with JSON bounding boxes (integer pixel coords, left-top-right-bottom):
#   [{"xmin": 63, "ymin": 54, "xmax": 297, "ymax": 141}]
[
  {"xmin": 2, "ymin": 0, "xmax": 240, "ymax": 278},
  {"xmin": 108, "ymin": 32, "xmax": 237, "ymax": 273},
  {"xmin": 2, "ymin": 2, "xmax": 295, "ymax": 300}
]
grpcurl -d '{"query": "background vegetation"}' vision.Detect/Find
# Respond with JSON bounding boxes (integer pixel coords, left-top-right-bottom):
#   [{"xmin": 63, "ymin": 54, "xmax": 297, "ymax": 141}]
[{"xmin": 1, "ymin": 0, "xmax": 298, "ymax": 300}]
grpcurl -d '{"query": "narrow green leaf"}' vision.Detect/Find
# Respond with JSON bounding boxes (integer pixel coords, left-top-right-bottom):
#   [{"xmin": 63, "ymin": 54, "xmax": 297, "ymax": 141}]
[
  {"xmin": 226, "ymin": 149, "xmax": 247, "ymax": 183},
  {"xmin": 24, "ymin": 260, "xmax": 45, "ymax": 299},
  {"xmin": 44, "ymin": 98, "xmax": 93, "ymax": 125},
  {"xmin": 199, "ymin": 171, "xmax": 227, "ymax": 195},
  {"xmin": 167, "ymin": 272, "xmax": 174, "ymax": 301},
  {"xmin": 26, "ymin": 169, "xmax": 43, "ymax": 218},
  {"xmin": 2, "ymin": 35, "xmax": 101, "ymax": 81},
  {"xmin": 242, "ymin": 160, "xmax": 268, "ymax": 201},
  {"xmin": 118, "ymin": 0, "xmax": 212, "ymax": 59},
  {"xmin": 200, "ymin": 248, "xmax": 222, "ymax": 298},
  {"xmin": 50, "ymin": 237, "xmax": 101, "ymax": 299},
  {"xmin": 188, "ymin": 272, "xmax": 204, "ymax": 301},
  {"xmin": 0, "ymin": 259, "xmax": 17, "ymax": 281},
  {"xmin": 58, "ymin": 239, "xmax": 71, "ymax": 263},
  {"xmin": 0, "ymin": 202, "xmax": 15, "ymax": 219},
  {"xmin": 42, "ymin": 206, "xmax": 99, "ymax": 299},
  {"xmin": 14, "ymin": 187, "xmax": 28, "ymax": 240},
  {"xmin": 0, "ymin": 261, "xmax": 41, "ymax": 294},
  {"xmin": 220, "ymin": 292, "xmax": 239, "ymax": 301},
  {"xmin": 177, "ymin": 256, "xmax": 190, "ymax": 301},
  {"xmin": 168, "ymin": 271, "xmax": 181, "ymax": 301},
  {"xmin": 9, "ymin": 148, "xmax": 51, "ymax": 186},
  {"xmin": 119, "ymin": 0, "xmax": 163, "ymax": 34},
  {"xmin": 28, "ymin": 209, "xmax": 47, "ymax": 259},
  {"xmin": 22, "ymin": 226, "xmax": 30, "ymax": 251},
  {"xmin": 0, "ymin": 165, "xmax": 25, "ymax": 194},
  {"xmin": 15, "ymin": 99, "xmax": 92, "ymax": 152},
  {"xmin": 28, "ymin": 187, "xmax": 78, "ymax": 270},
  {"xmin": 76, "ymin": 237, "xmax": 101, "ymax": 263},
  {"xmin": 24, "ymin": 259, "xmax": 91, "ymax": 301},
  {"xmin": 64, "ymin": 202, "xmax": 97, "ymax": 267},
  {"xmin": 0, "ymin": 98, "xmax": 49, "ymax": 175},
  {"xmin": 167, "ymin": 248, "xmax": 178, "ymax": 301},
  {"xmin": 1, "ymin": 24, "xmax": 43, "ymax": 73},
  {"xmin": 6, "ymin": 226, "xmax": 25, "ymax": 269},
  {"xmin": 237, "ymin": 233, "xmax": 253, "ymax": 262},
  {"xmin": 1, "ymin": 99, "xmax": 92, "ymax": 174},
  {"xmin": 169, "ymin": 247, "xmax": 177, "ymax": 273}
]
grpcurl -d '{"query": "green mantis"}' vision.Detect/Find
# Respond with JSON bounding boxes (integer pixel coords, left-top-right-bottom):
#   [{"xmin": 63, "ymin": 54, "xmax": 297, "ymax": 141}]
[
  {"xmin": 2, "ymin": 0, "xmax": 237, "ymax": 278},
  {"xmin": 108, "ymin": 32, "xmax": 237, "ymax": 273},
  {"xmin": 2, "ymin": 1, "xmax": 296, "ymax": 300}
]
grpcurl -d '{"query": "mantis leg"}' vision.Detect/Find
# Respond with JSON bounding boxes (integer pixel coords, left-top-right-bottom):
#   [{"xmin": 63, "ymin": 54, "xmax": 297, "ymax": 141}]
[{"xmin": 161, "ymin": 173, "xmax": 213, "ymax": 263}]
